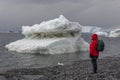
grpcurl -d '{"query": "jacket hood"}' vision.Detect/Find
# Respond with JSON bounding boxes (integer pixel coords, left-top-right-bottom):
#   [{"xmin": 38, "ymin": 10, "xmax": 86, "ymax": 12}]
[{"xmin": 92, "ymin": 34, "xmax": 98, "ymax": 40}]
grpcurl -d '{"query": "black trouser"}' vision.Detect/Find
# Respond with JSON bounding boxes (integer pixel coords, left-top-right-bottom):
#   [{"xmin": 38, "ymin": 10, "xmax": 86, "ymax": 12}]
[{"xmin": 90, "ymin": 55, "xmax": 98, "ymax": 73}]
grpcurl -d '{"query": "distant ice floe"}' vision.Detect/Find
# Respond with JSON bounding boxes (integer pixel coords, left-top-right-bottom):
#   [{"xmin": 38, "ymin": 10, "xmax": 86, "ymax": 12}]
[
  {"xmin": 5, "ymin": 15, "xmax": 89, "ymax": 54},
  {"xmin": 95, "ymin": 32, "xmax": 108, "ymax": 37},
  {"xmin": 109, "ymin": 29, "xmax": 120, "ymax": 37},
  {"xmin": 57, "ymin": 62, "xmax": 64, "ymax": 66},
  {"xmin": 81, "ymin": 26, "xmax": 109, "ymax": 37},
  {"xmin": 81, "ymin": 26, "xmax": 101, "ymax": 33}
]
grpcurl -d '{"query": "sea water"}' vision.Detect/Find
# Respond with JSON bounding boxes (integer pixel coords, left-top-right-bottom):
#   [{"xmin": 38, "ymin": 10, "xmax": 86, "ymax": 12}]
[{"xmin": 0, "ymin": 33, "xmax": 120, "ymax": 73}]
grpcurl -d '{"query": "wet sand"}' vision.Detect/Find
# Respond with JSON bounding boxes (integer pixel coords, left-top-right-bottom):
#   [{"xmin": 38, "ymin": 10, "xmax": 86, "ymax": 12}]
[{"xmin": 2, "ymin": 56, "xmax": 120, "ymax": 80}]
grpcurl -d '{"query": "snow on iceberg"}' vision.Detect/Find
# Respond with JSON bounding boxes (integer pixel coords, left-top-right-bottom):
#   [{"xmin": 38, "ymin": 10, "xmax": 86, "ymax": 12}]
[
  {"xmin": 5, "ymin": 15, "xmax": 89, "ymax": 54},
  {"xmin": 109, "ymin": 29, "xmax": 120, "ymax": 37}
]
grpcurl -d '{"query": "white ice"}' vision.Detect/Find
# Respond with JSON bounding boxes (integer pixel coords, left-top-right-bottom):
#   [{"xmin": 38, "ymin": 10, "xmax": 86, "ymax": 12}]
[
  {"xmin": 81, "ymin": 26, "xmax": 101, "ymax": 33},
  {"xmin": 5, "ymin": 15, "xmax": 89, "ymax": 54},
  {"xmin": 109, "ymin": 29, "xmax": 120, "ymax": 37},
  {"xmin": 94, "ymin": 31, "xmax": 108, "ymax": 37}
]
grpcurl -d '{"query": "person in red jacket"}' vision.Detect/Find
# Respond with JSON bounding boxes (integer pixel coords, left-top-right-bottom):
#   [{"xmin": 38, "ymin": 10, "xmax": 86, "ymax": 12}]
[{"xmin": 90, "ymin": 34, "xmax": 99, "ymax": 73}]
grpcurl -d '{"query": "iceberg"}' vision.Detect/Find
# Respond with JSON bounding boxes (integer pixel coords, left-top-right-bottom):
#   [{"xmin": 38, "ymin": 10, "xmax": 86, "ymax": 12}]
[
  {"xmin": 81, "ymin": 26, "xmax": 101, "ymax": 33},
  {"xmin": 81, "ymin": 26, "xmax": 109, "ymax": 37},
  {"xmin": 109, "ymin": 29, "xmax": 120, "ymax": 37},
  {"xmin": 81, "ymin": 26, "xmax": 93, "ymax": 33},
  {"xmin": 5, "ymin": 15, "xmax": 89, "ymax": 54},
  {"xmin": 94, "ymin": 31, "xmax": 108, "ymax": 37}
]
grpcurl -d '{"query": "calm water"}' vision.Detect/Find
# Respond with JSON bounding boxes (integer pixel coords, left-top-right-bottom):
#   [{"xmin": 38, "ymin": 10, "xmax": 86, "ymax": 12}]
[{"xmin": 0, "ymin": 33, "xmax": 120, "ymax": 73}]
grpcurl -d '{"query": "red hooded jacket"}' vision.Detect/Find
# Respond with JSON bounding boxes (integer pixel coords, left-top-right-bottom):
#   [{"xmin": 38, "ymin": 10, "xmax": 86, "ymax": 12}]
[{"xmin": 90, "ymin": 34, "xmax": 99, "ymax": 57}]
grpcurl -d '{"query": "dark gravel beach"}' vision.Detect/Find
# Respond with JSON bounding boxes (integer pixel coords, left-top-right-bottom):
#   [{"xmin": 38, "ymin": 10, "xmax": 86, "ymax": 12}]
[{"xmin": 2, "ymin": 56, "xmax": 120, "ymax": 80}]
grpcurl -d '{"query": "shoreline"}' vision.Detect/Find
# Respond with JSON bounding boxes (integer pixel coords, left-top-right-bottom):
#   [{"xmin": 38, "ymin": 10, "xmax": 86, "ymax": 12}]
[{"xmin": 3, "ymin": 56, "xmax": 120, "ymax": 80}]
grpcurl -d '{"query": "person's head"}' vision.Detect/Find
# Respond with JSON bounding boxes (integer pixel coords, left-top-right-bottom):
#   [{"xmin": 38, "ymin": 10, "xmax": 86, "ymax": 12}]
[{"xmin": 91, "ymin": 34, "xmax": 98, "ymax": 40}]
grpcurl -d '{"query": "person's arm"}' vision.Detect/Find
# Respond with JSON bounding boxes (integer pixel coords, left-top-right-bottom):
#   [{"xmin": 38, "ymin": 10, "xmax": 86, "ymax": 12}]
[{"xmin": 90, "ymin": 42, "xmax": 96, "ymax": 55}]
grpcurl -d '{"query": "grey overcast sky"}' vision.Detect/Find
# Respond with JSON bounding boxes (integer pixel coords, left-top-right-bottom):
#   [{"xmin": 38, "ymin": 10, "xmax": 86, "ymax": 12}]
[{"xmin": 0, "ymin": 0, "xmax": 120, "ymax": 32}]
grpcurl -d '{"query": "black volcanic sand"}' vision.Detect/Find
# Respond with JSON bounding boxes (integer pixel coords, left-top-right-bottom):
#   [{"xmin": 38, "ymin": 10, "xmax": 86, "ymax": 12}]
[{"xmin": 2, "ymin": 56, "xmax": 120, "ymax": 80}]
